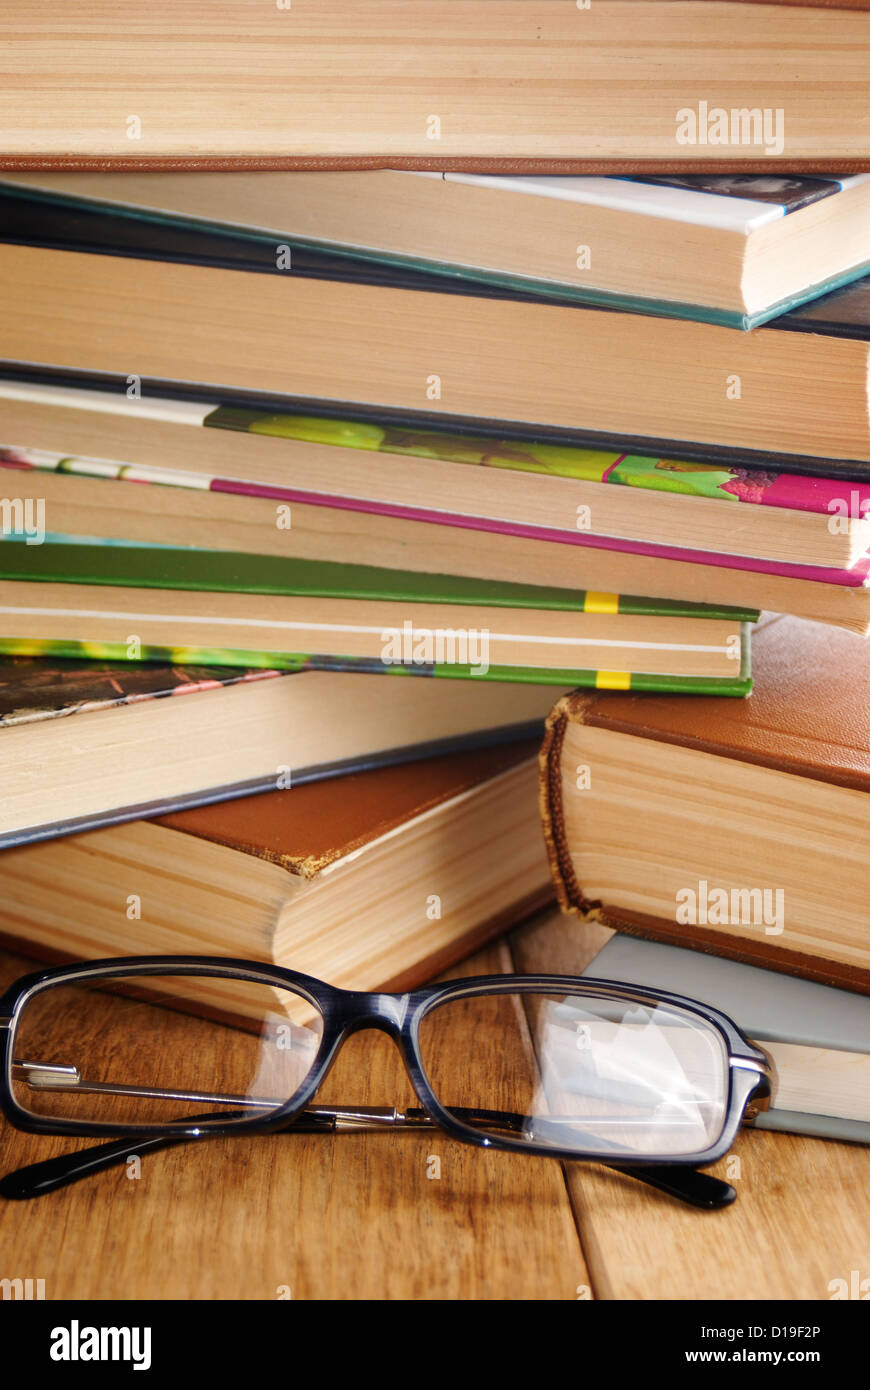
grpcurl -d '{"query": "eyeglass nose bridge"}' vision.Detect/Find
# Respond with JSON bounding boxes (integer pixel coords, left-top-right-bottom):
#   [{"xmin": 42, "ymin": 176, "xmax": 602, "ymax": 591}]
[{"xmin": 325, "ymin": 989, "xmax": 411, "ymax": 1041}]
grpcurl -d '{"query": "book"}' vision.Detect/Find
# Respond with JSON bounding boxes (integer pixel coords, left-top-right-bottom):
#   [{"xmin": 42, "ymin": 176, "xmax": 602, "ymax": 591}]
[
  {"xmin": 0, "ymin": 541, "xmax": 757, "ymax": 694},
  {"xmin": 539, "ymin": 613, "xmax": 870, "ymax": 994},
  {"xmin": 0, "ymin": 742, "xmax": 554, "ymax": 999},
  {"xmin": 2, "ymin": 467, "xmax": 859, "ymax": 631},
  {"xmin": 1, "ymin": 2, "xmax": 869, "ymax": 169},
  {"xmin": 583, "ymin": 934, "xmax": 870, "ymax": 1143},
  {"xmin": 6, "ymin": 171, "xmax": 870, "ymax": 329},
  {"xmin": 3, "ymin": 232, "xmax": 870, "ymax": 469},
  {"xmin": 0, "ymin": 657, "xmax": 565, "ymax": 849},
  {"xmin": 4, "ymin": 380, "xmax": 870, "ymax": 571}
]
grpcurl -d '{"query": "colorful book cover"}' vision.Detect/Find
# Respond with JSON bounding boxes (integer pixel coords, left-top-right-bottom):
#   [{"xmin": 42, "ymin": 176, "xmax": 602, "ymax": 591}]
[
  {"xmin": 3, "ymin": 378, "xmax": 870, "ymax": 518},
  {"xmin": 2, "ymin": 386, "xmax": 869, "ymax": 587},
  {"xmin": 0, "ymin": 541, "xmax": 756, "ymax": 697},
  {"xmin": 0, "ymin": 656, "xmax": 284, "ymax": 727},
  {"xmin": 2, "ymin": 440, "xmax": 867, "ymax": 588},
  {"xmin": 208, "ymin": 409, "xmax": 870, "ymax": 521},
  {"xmin": 0, "ymin": 638, "xmax": 754, "ymax": 699}
]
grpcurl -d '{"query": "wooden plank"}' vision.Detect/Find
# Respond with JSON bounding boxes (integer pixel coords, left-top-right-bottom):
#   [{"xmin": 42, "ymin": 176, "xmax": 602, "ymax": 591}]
[
  {"xmin": 0, "ymin": 941, "xmax": 588, "ymax": 1300},
  {"xmin": 510, "ymin": 907, "xmax": 870, "ymax": 1301}
]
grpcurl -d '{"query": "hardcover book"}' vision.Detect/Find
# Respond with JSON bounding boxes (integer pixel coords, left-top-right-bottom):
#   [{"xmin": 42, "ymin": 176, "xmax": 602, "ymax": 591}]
[
  {"xmin": 0, "ymin": 541, "xmax": 756, "ymax": 695},
  {"xmin": 540, "ymin": 612, "xmax": 870, "ymax": 994},
  {"xmin": 5, "ymin": 171, "xmax": 870, "ymax": 329},
  {"xmin": 0, "ymin": 461, "xmax": 861, "ymax": 632},
  {"xmin": 0, "ymin": 742, "xmax": 554, "ymax": 997},
  {"xmin": 0, "ymin": 658, "xmax": 565, "ymax": 848},
  {"xmin": 3, "ymin": 209, "xmax": 870, "ymax": 469},
  {"xmin": 3, "ymin": 379, "xmax": 870, "ymax": 571}
]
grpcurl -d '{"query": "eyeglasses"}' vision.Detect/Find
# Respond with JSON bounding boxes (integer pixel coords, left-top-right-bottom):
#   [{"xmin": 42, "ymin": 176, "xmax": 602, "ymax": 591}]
[{"xmin": 0, "ymin": 955, "xmax": 771, "ymax": 1209}]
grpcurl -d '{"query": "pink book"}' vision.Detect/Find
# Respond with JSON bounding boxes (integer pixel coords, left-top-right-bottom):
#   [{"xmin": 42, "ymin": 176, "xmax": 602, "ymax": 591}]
[{"xmin": 2, "ymin": 385, "xmax": 869, "ymax": 583}]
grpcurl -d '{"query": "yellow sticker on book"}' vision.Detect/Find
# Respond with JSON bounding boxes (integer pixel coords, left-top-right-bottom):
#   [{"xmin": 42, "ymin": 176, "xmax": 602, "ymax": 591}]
[
  {"xmin": 583, "ymin": 592, "xmax": 619, "ymax": 614},
  {"xmin": 595, "ymin": 671, "xmax": 632, "ymax": 690}
]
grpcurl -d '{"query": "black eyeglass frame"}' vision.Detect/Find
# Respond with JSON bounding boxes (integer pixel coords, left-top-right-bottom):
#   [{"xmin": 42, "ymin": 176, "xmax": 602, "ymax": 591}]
[{"xmin": 0, "ymin": 954, "xmax": 770, "ymax": 1172}]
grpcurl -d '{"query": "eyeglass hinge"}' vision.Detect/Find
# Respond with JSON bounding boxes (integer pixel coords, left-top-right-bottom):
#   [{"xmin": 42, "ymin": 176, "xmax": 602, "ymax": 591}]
[
  {"xmin": 743, "ymin": 1092, "xmax": 772, "ymax": 1122},
  {"xmin": 324, "ymin": 1105, "xmax": 433, "ymax": 1130}
]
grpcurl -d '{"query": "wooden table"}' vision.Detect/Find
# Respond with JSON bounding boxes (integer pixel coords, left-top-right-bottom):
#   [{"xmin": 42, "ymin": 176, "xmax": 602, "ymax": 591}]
[{"xmin": 1, "ymin": 908, "xmax": 867, "ymax": 1301}]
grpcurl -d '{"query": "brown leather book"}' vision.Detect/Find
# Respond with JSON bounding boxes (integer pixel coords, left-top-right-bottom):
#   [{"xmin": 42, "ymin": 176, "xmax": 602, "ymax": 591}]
[
  {"xmin": 0, "ymin": 740, "xmax": 553, "ymax": 994},
  {"xmin": 2, "ymin": 1, "xmax": 869, "ymax": 171},
  {"xmin": 540, "ymin": 613, "xmax": 870, "ymax": 993}
]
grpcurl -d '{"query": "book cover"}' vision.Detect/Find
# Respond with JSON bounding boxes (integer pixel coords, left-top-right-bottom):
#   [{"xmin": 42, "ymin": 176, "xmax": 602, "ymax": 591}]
[
  {"xmin": 4, "ymin": 173, "xmax": 870, "ymax": 328},
  {"xmin": 0, "ymin": 540, "xmax": 757, "ymax": 695},
  {"xmin": 4, "ymin": 379, "xmax": 870, "ymax": 522}
]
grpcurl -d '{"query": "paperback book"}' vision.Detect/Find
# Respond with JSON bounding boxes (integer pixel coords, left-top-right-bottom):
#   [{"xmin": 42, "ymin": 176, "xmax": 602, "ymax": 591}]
[{"xmin": 3, "ymin": 379, "xmax": 869, "ymax": 570}]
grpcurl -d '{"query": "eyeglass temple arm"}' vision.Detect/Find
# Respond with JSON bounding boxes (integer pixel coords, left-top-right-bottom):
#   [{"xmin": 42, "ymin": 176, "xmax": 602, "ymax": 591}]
[
  {"xmin": 5, "ymin": 1061, "xmax": 737, "ymax": 1208},
  {"xmin": 0, "ymin": 1108, "xmax": 736, "ymax": 1210}
]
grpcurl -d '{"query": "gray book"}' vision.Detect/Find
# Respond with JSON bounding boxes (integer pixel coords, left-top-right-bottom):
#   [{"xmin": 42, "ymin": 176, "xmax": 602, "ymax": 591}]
[{"xmin": 584, "ymin": 935, "xmax": 870, "ymax": 1145}]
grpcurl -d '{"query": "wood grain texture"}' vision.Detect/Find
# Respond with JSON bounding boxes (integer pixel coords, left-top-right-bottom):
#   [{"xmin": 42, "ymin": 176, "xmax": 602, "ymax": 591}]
[
  {"xmin": 1, "ymin": 1, "xmax": 869, "ymax": 164},
  {"xmin": 1, "ymin": 914, "xmax": 866, "ymax": 1300},
  {"xmin": 510, "ymin": 908, "xmax": 870, "ymax": 1301},
  {"xmin": 0, "ymin": 940, "xmax": 588, "ymax": 1301}
]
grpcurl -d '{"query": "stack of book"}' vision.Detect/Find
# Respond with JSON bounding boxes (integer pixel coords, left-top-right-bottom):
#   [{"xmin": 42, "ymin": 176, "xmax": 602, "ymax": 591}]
[{"xmin": 0, "ymin": 169, "xmax": 867, "ymax": 1136}]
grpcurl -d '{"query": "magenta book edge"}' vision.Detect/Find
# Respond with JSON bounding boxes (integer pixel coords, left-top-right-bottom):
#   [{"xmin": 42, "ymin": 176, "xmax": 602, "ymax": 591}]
[
  {"xmin": 759, "ymin": 473, "xmax": 870, "ymax": 517},
  {"xmin": 213, "ymin": 480, "xmax": 870, "ymax": 588}
]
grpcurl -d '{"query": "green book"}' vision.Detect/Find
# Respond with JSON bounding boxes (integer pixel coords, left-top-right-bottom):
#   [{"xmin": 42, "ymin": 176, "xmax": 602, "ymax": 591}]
[{"xmin": 0, "ymin": 540, "xmax": 756, "ymax": 694}]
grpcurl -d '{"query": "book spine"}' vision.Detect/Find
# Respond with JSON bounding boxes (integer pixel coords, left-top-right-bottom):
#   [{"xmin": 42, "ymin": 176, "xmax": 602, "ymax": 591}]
[{"xmin": 537, "ymin": 692, "xmax": 605, "ymax": 920}]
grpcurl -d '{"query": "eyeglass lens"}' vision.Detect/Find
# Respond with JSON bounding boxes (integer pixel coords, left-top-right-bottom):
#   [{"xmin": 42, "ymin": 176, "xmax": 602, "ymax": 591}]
[
  {"xmin": 11, "ymin": 972, "xmax": 324, "ymax": 1127},
  {"xmin": 416, "ymin": 988, "xmax": 730, "ymax": 1158}
]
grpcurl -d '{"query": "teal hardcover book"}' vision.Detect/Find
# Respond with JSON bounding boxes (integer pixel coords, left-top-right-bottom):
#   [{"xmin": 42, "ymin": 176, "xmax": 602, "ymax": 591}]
[{"xmin": 4, "ymin": 171, "xmax": 870, "ymax": 330}]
